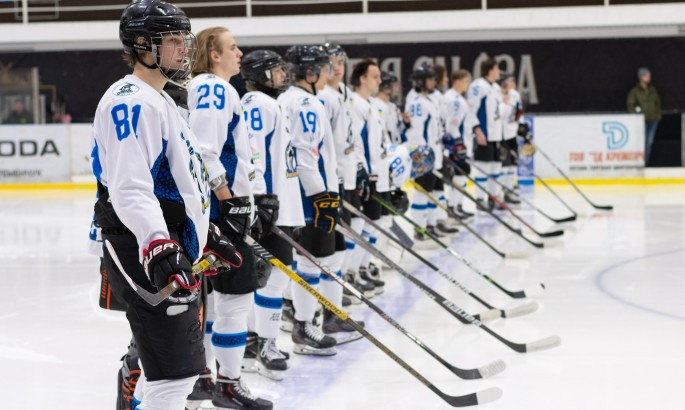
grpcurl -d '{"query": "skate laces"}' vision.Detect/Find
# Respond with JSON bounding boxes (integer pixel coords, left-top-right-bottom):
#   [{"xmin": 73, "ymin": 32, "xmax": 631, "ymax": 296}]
[
  {"xmin": 224, "ymin": 377, "xmax": 258, "ymax": 401},
  {"xmin": 261, "ymin": 338, "xmax": 286, "ymax": 360},
  {"xmin": 304, "ymin": 321, "xmax": 327, "ymax": 342}
]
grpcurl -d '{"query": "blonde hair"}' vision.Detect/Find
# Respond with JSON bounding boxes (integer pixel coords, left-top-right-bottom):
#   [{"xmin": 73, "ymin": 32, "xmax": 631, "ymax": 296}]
[{"xmin": 193, "ymin": 27, "xmax": 229, "ymax": 76}]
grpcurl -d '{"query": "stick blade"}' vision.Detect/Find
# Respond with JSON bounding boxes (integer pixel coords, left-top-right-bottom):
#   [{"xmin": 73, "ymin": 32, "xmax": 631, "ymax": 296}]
[
  {"xmin": 525, "ymin": 335, "xmax": 561, "ymax": 352},
  {"xmin": 503, "ymin": 300, "xmax": 540, "ymax": 318},
  {"xmin": 504, "ymin": 250, "xmax": 531, "ymax": 259},
  {"xmin": 476, "ymin": 387, "xmax": 504, "ymax": 406},
  {"xmin": 554, "ymin": 215, "xmax": 577, "ymax": 223},
  {"xmin": 476, "ymin": 308, "xmax": 502, "ymax": 322},
  {"xmin": 539, "ymin": 229, "xmax": 564, "ymax": 237},
  {"xmin": 593, "ymin": 204, "xmax": 614, "ymax": 211},
  {"xmin": 477, "ymin": 359, "xmax": 507, "ymax": 379},
  {"xmin": 443, "ymin": 387, "xmax": 503, "ymax": 407}
]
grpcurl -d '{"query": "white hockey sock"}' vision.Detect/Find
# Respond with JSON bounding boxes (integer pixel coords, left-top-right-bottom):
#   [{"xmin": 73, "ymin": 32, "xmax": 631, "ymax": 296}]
[
  {"xmin": 211, "ymin": 293, "xmax": 252, "ymax": 379},
  {"xmin": 319, "ymin": 251, "xmax": 344, "ymax": 306},
  {"xmin": 137, "ymin": 375, "xmax": 197, "ymax": 410},
  {"xmin": 410, "ymin": 189, "xmax": 429, "ymax": 228},
  {"xmin": 473, "ymin": 160, "xmax": 489, "ymax": 201},
  {"xmin": 488, "ymin": 161, "xmax": 503, "ymax": 198},
  {"xmin": 433, "ymin": 190, "xmax": 448, "ymax": 222},
  {"xmin": 448, "ymin": 175, "xmax": 467, "ymax": 209},
  {"xmin": 292, "ymin": 257, "xmax": 320, "ymax": 322},
  {"xmin": 346, "ymin": 220, "xmax": 367, "ymax": 272},
  {"xmin": 253, "ymin": 266, "xmax": 290, "ymax": 339},
  {"xmin": 203, "ymin": 292, "xmax": 216, "ymax": 371},
  {"xmin": 341, "ymin": 217, "xmax": 365, "ymax": 273},
  {"xmin": 359, "ymin": 225, "xmax": 379, "ymax": 268},
  {"xmin": 503, "ymin": 165, "xmax": 516, "ymax": 192}
]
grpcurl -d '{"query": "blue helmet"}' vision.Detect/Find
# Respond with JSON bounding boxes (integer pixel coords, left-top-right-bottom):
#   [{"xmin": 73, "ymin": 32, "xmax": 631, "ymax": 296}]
[{"xmin": 409, "ymin": 145, "xmax": 435, "ymax": 178}]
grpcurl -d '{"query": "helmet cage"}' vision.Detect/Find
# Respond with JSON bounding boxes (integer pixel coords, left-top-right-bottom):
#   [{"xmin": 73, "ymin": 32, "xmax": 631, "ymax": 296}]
[{"xmin": 142, "ymin": 30, "xmax": 197, "ymax": 84}]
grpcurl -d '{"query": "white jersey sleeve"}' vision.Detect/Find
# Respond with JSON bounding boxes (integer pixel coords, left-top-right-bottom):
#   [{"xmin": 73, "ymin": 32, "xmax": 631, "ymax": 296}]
[
  {"xmin": 350, "ymin": 93, "xmax": 383, "ymax": 179},
  {"xmin": 502, "ymin": 89, "xmax": 523, "ymax": 140},
  {"xmin": 318, "ymin": 84, "xmax": 356, "ymax": 190},
  {"xmin": 92, "ymin": 75, "xmax": 211, "ymax": 261},
  {"xmin": 443, "ymin": 89, "xmax": 469, "ymax": 140},
  {"xmin": 242, "ymin": 91, "xmax": 304, "ymax": 227}
]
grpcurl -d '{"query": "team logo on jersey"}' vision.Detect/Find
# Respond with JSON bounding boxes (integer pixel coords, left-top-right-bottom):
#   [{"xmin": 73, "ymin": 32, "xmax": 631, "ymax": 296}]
[
  {"xmin": 285, "ymin": 140, "xmax": 298, "ymax": 178},
  {"xmin": 113, "ymin": 83, "xmax": 140, "ymax": 97},
  {"xmin": 243, "ymin": 95, "xmax": 254, "ymax": 105},
  {"xmin": 248, "ymin": 171, "xmax": 256, "ymax": 181},
  {"xmin": 300, "ymin": 97, "xmax": 311, "ymax": 106}
]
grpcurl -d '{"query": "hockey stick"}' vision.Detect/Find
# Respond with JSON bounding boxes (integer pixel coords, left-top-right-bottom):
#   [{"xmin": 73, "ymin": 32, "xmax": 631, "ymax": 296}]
[
  {"xmin": 372, "ymin": 195, "xmax": 544, "ymax": 299},
  {"xmin": 104, "ymin": 240, "xmax": 214, "ymax": 306},
  {"xmin": 443, "ymin": 165, "xmax": 564, "ymax": 239},
  {"xmin": 338, "ymin": 222, "xmax": 560, "ymax": 353},
  {"xmin": 343, "ymin": 202, "xmax": 539, "ymax": 319},
  {"xmin": 511, "ymin": 149, "xmax": 578, "ymax": 221},
  {"xmin": 429, "ymin": 171, "xmax": 545, "ymax": 248},
  {"xmin": 244, "ymin": 235, "xmax": 502, "ymax": 407},
  {"xmin": 534, "ymin": 144, "xmax": 614, "ymax": 211},
  {"xmin": 468, "ymin": 157, "xmax": 576, "ymax": 224},
  {"xmin": 271, "ymin": 226, "xmax": 506, "ymax": 380}
]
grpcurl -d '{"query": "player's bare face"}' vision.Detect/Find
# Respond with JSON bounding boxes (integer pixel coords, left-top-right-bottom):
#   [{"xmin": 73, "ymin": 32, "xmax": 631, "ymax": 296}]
[
  {"xmin": 216, "ymin": 31, "xmax": 242, "ymax": 77},
  {"xmin": 158, "ymin": 33, "xmax": 188, "ymax": 70},
  {"xmin": 455, "ymin": 77, "xmax": 470, "ymax": 93},
  {"xmin": 330, "ymin": 56, "xmax": 345, "ymax": 82},
  {"xmin": 314, "ymin": 64, "xmax": 331, "ymax": 91},
  {"xmin": 363, "ymin": 65, "xmax": 381, "ymax": 95},
  {"xmin": 425, "ymin": 77, "xmax": 437, "ymax": 92},
  {"xmin": 270, "ymin": 65, "xmax": 286, "ymax": 89}
]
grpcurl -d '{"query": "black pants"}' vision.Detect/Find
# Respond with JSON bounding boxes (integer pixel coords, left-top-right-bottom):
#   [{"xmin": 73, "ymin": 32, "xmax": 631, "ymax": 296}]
[
  {"xmin": 102, "ymin": 232, "xmax": 205, "ymax": 382},
  {"xmin": 474, "ymin": 140, "xmax": 502, "ymax": 162},
  {"xmin": 502, "ymin": 138, "xmax": 518, "ymax": 167}
]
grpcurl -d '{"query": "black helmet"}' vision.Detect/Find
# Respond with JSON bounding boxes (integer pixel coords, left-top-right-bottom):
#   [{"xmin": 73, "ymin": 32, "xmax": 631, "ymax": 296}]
[
  {"xmin": 119, "ymin": 0, "xmax": 195, "ymax": 83},
  {"xmin": 410, "ymin": 63, "xmax": 436, "ymax": 91},
  {"xmin": 380, "ymin": 70, "xmax": 398, "ymax": 92},
  {"xmin": 322, "ymin": 42, "xmax": 347, "ymax": 61},
  {"xmin": 284, "ymin": 45, "xmax": 331, "ymax": 93},
  {"xmin": 241, "ymin": 50, "xmax": 286, "ymax": 97}
]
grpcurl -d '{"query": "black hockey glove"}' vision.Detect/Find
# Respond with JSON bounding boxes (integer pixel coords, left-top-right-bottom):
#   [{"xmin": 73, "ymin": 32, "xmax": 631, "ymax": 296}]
[
  {"xmin": 203, "ymin": 223, "xmax": 243, "ymax": 276},
  {"xmin": 218, "ymin": 196, "xmax": 253, "ymax": 242},
  {"xmin": 441, "ymin": 158, "xmax": 455, "ymax": 180},
  {"xmin": 355, "ymin": 163, "xmax": 370, "ymax": 201},
  {"xmin": 254, "ymin": 194, "xmax": 280, "ymax": 237},
  {"xmin": 143, "ymin": 239, "xmax": 198, "ymax": 294},
  {"xmin": 255, "ymin": 251, "xmax": 272, "ymax": 289},
  {"xmin": 517, "ymin": 123, "xmax": 531, "ymax": 142},
  {"xmin": 310, "ymin": 191, "xmax": 341, "ymax": 234},
  {"xmin": 449, "ymin": 141, "xmax": 470, "ymax": 175},
  {"xmin": 390, "ymin": 189, "xmax": 409, "ymax": 214}
]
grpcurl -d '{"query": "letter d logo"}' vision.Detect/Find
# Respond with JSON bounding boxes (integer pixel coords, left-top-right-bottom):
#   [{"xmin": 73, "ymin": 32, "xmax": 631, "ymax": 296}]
[{"xmin": 603, "ymin": 121, "xmax": 629, "ymax": 150}]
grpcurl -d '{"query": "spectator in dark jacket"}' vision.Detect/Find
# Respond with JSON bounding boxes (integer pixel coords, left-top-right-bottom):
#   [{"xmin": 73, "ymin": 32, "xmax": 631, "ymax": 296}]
[
  {"xmin": 4, "ymin": 100, "xmax": 33, "ymax": 124},
  {"xmin": 627, "ymin": 67, "xmax": 661, "ymax": 164}
]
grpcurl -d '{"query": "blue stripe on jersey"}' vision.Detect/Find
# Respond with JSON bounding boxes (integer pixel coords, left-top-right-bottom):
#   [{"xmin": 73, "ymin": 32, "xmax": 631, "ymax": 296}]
[
  {"xmin": 90, "ymin": 141, "xmax": 102, "ymax": 182},
  {"xmin": 205, "ymin": 321, "xmax": 213, "ymax": 334},
  {"xmin": 317, "ymin": 139, "xmax": 328, "ymax": 191},
  {"xmin": 254, "ymin": 292, "xmax": 283, "ymax": 309},
  {"xmin": 211, "ymin": 112, "xmax": 241, "ymax": 221},
  {"xmin": 423, "ymin": 114, "xmax": 431, "ymax": 143},
  {"xmin": 477, "ymin": 98, "xmax": 488, "ymax": 140},
  {"xmin": 212, "ymin": 331, "xmax": 247, "ymax": 348},
  {"xmin": 361, "ymin": 122, "xmax": 371, "ymax": 172},
  {"xmin": 150, "ymin": 139, "xmax": 199, "ymax": 261},
  {"xmin": 264, "ymin": 129, "xmax": 275, "ymax": 194},
  {"xmin": 400, "ymin": 127, "xmax": 408, "ymax": 144},
  {"xmin": 458, "ymin": 121, "xmax": 465, "ymax": 139}
]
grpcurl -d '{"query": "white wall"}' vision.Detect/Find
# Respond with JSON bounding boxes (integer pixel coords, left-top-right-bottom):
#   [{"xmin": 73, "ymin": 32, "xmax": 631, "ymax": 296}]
[{"xmin": 1, "ymin": 3, "xmax": 684, "ymax": 51}]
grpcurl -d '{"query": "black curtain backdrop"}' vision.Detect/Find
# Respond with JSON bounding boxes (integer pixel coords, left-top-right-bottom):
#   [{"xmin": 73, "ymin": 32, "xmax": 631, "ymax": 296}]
[{"xmin": 1, "ymin": 37, "xmax": 683, "ymax": 122}]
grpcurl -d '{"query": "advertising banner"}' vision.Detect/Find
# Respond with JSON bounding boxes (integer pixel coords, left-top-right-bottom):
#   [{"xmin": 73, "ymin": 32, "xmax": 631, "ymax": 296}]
[
  {"xmin": 0, "ymin": 124, "xmax": 71, "ymax": 182},
  {"xmin": 532, "ymin": 114, "xmax": 644, "ymax": 178}
]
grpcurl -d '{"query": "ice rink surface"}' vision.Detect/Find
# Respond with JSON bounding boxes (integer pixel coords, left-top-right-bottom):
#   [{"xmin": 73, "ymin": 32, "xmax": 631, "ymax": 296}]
[{"xmin": 1, "ymin": 183, "xmax": 684, "ymax": 409}]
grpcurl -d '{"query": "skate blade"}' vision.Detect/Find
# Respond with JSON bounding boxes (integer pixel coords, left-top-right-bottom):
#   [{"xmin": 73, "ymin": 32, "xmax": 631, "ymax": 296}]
[
  {"xmin": 280, "ymin": 321, "xmax": 294, "ymax": 333},
  {"xmin": 255, "ymin": 361, "xmax": 285, "ymax": 381},
  {"xmin": 373, "ymin": 286, "xmax": 384, "ymax": 295},
  {"xmin": 292, "ymin": 345, "xmax": 337, "ymax": 356},
  {"xmin": 328, "ymin": 331, "xmax": 363, "ymax": 345},
  {"xmin": 240, "ymin": 358, "xmax": 256, "ymax": 373},
  {"xmin": 185, "ymin": 399, "xmax": 208, "ymax": 410}
]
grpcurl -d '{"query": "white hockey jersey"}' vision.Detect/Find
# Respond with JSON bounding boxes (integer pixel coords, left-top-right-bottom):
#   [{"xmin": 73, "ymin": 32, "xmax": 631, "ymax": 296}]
[
  {"xmin": 370, "ymin": 96, "xmax": 391, "ymax": 192},
  {"xmin": 278, "ymin": 86, "xmax": 339, "ymax": 224},
  {"xmin": 91, "ymin": 74, "xmax": 211, "ymax": 262},
  {"xmin": 384, "ymin": 143, "xmax": 412, "ymax": 188},
  {"xmin": 467, "ymin": 78, "xmax": 503, "ymax": 142},
  {"xmin": 375, "ymin": 98, "xmax": 403, "ymax": 145},
  {"xmin": 443, "ymin": 88, "xmax": 473, "ymax": 154},
  {"xmin": 501, "ymin": 89, "xmax": 523, "ymax": 140},
  {"xmin": 318, "ymin": 83, "xmax": 357, "ymax": 190},
  {"xmin": 241, "ymin": 90, "xmax": 305, "ymax": 227},
  {"xmin": 350, "ymin": 92, "xmax": 384, "ymax": 182},
  {"xmin": 403, "ymin": 90, "xmax": 442, "ymax": 169},
  {"xmin": 428, "ymin": 89, "xmax": 447, "ymax": 138},
  {"xmin": 188, "ymin": 73, "xmax": 263, "ymax": 222}
]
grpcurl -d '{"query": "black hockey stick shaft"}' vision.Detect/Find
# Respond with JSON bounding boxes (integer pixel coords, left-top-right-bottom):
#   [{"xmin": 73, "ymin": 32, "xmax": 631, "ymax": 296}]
[
  {"xmin": 272, "ymin": 226, "xmax": 506, "ymax": 380},
  {"xmin": 371, "ymin": 195, "xmax": 544, "ymax": 299},
  {"xmin": 244, "ymin": 235, "xmax": 502, "ymax": 406},
  {"xmin": 444, "ymin": 165, "xmax": 563, "ymax": 238},
  {"xmin": 534, "ymin": 144, "xmax": 614, "ymax": 210},
  {"xmin": 338, "ymin": 221, "xmax": 559, "ymax": 353},
  {"xmin": 467, "ymin": 157, "xmax": 575, "ymax": 224},
  {"xmin": 512, "ymin": 149, "xmax": 578, "ymax": 221},
  {"xmin": 343, "ymin": 201, "xmax": 539, "ymax": 317},
  {"xmin": 404, "ymin": 181, "xmax": 507, "ymax": 258},
  {"xmin": 431, "ymin": 171, "xmax": 544, "ymax": 248}
]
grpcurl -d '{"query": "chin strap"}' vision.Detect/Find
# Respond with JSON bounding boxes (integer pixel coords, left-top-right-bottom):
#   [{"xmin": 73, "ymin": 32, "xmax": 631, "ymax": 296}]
[{"xmin": 254, "ymin": 82, "xmax": 281, "ymax": 99}]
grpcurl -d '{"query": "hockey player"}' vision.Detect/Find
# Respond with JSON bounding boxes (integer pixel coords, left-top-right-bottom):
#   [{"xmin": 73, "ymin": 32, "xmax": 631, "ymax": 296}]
[
  {"xmin": 403, "ymin": 64, "xmax": 443, "ymax": 241},
  {"xmin": 375, "ymin": 71, "xmax": 403, "ymax": 145},
  {"xmin": 238, "ymin": 49, "xmax": 301, "ymax": 380},
  {"xmin": 442, "ymin": 69, "xmax": 475, "ymax": 219},
  {"xmin": 347, "ymin": 59, "xmax": 387, "ymax": 294},
  {"xmin": 188, "ymin": 26, "xmax": 273, "ymax": 409},
  {"xmin": 468, "ymin": 58, "xmax": 503, "ymax": 210},
  {"xmin": 499, "ymin": 73, "xmax": 523, "ymax": 204},
  {"xmin": 92, "ymin": 2, "xmax": 242, "ymax": 409},
  {"xmin": 278, "ymin": 45, "xmax": 346, "ymax": 355},
  {"xmin": 316, "ymin": 43, "xmax": 373, "ymax": 308}
]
